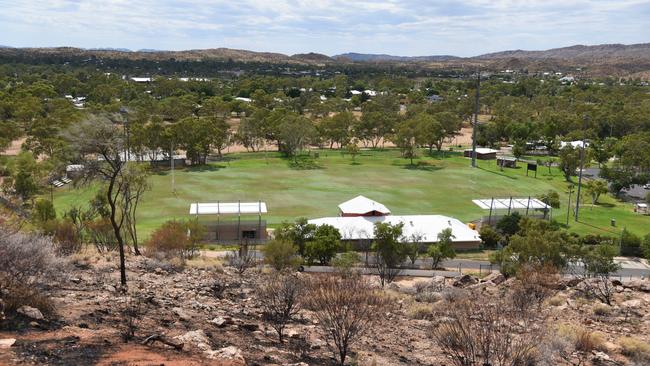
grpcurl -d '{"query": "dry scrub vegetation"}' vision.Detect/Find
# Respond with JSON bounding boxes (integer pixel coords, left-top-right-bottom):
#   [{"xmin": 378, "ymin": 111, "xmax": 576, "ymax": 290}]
[{"xmin": 1, "ymin": 222, "xmax": 650, "ymax": 365}]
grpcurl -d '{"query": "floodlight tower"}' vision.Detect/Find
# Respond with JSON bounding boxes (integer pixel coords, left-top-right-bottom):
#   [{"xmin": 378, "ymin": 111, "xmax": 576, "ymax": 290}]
[
  {"xmin": 471, "ymin": 69, "xmax": 480, "ymax": 168},
  {"xmin": 575, "ymin": 115, "xmax": 588, "ymax": 221}
]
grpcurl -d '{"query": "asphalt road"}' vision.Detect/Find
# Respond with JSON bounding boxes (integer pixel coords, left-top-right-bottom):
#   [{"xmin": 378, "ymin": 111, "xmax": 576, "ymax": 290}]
[{"xmin": 203, "ymin": 250, "xmax": 650, "ymax": 279}]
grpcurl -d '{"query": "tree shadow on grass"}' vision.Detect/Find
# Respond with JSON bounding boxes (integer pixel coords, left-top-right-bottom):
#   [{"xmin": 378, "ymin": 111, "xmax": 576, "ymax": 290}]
[
  {"xmin": 287, "ymin": 155, "xmax": 324, "ymax": 170},
  {"xmin": 186, "ymin": 164, "xmax": 227, "ymax": 172},
  {"xmin": 155, "ymin": 164, "xmax": 226, "ymax": 175},
  {"xmin": 395, "ymin": 160, "xmax": 443, "ymax": 172},
  {"xmin": 477, "ymin": 166, "xmax": 517, "ymax": 180}
]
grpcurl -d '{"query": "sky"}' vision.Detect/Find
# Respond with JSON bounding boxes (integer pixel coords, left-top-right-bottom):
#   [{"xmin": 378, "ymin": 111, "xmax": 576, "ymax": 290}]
[{"xmin": 0, "ymin": 0, "xmax": 648, "ymax": 57}]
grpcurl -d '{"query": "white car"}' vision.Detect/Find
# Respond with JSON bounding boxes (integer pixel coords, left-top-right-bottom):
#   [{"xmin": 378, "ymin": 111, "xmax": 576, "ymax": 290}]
[{"xmin": 644, "ymin": 184, "xmax": 650, "ymax": 190}]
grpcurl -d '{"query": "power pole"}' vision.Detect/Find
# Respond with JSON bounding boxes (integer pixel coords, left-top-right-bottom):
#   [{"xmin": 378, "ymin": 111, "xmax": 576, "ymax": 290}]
[
  {"xmin": 171, "ymin": 141, "xmax": 175, "ymax": 194},
  {"xmin": 471, "ymin": 68, "xmax": 480, "ymax": 168},
  {"xmin": 566, "ymin": 184, "xmax": 574, "ymax": 226},
  {"xmin": 575, "ymin": 115, "xmax": 588, "ymax": 221}
]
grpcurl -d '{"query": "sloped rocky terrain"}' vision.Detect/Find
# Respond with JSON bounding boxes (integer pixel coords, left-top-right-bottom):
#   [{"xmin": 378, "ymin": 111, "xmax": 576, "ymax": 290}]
[{"xmin": 1, "ymin": 253, "xmax": 649, "ymax": 365}]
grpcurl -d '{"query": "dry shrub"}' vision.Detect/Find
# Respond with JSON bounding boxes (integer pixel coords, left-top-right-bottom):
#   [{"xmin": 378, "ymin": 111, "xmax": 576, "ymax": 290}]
[
  {"xmin": 0, "ymin": 227, "xmax": 65, "ymax": 318},
  {"xmin": 118, "ymin": 293, "xmax": 144, "ymax": 342},
  {"xmin": 305, "ymin": 275, "xmax": 389, "ymax": 366},
  {"xmin": 407, "ymin": 302, "xmax": 434, "ymax": 320},
  {"xmin": 257, "ymin": 271, "xmax": 304, "ymax": 342},
  {"xmin": 2, "ymin": 284, "xmax": 55, "ymax": 316},
  {"xmin": 574, "ymin": 329, "xmax": 605, "ymax": 352},
  {"xmin": 87, "ymin": 218, "xmax": 117, "ymax": 252},
  {"xmin": 547, "ymin": 295, "xmax": 565, "ymax": 306},
  {"xmin": 592, "ymin": 303, "xmax": 611, "ymax": 316},
  {"xmin": 43, "ymin": 219, "xmax": 82, "ymax": 255},
  {"xmin": 619, "ymin": 337, "xmax": 650, "ymax": 362},
  {"xmin": 432, "ymin": 297, "xmax": 543, "ymax": 366},
  {"xmin": 554, "ymin": 323, "xmax": 606, "ymax": 363},
  {"xmin": 513, "ymin": 264, "xmax": 559, "ymax": 311},
  {"xmin": 145, "ymin": 220, "xmax": 194, "ymax": 262}
]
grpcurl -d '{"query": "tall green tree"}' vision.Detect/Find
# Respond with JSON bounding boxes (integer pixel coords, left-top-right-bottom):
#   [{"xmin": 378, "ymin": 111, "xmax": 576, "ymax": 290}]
[{"xmin": 372, "ymin": 222, "xmax": 406, "ymax": 287}]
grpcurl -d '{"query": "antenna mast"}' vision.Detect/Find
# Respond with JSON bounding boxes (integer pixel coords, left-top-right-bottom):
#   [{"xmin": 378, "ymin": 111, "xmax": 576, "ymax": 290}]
[{"xmin": 471, "ymin": 68, "xmax": 480, "ymax": 168}]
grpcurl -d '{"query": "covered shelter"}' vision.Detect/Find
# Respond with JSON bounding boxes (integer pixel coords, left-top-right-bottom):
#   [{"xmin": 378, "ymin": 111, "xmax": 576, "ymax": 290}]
[
  {"xmin": 634, "ymin": 202, "xmax": 648, "ymax": 215},
  {"xmin": 497, "ymin": 156, "xmax": 517, "ymax": 168},
  {"xmin": 189, "ymin": 201, "xmax": 268, "ymax": 243},
  {"xmin": 472, "ymin": 197, "xmax": 551, "ymax": 225},
  {"xmin": 464, "ymin": 148, "xmax": 498, "ymax": 160}
]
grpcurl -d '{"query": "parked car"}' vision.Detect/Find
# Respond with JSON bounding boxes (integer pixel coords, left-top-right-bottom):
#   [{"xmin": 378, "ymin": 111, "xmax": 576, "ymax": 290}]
[{"xmin": 644, "ymin": 184, "xmax": 650, "ymax": 189}]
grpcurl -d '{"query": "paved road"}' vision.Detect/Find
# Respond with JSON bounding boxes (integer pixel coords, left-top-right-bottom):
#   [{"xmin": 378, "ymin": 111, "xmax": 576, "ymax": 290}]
[{"xmin": 202, "ymin": 250, "xmax": 650, "ymax": 279}]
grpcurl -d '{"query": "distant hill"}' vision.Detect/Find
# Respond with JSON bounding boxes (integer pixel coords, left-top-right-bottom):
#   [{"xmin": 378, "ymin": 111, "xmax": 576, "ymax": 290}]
[
  {"xmin": 333, "ymin": 52, "xmax": 461, "ymax": 62},
  {"xmin": 475, "ymin": 43, "xmax": 650, "ymax": 61},
  {"xmin": 1, "ymin": 43, "xmax": 649, "ymax": 78},
  {"xmin": 291, "ymin": 52, "xmax": 333, "ymax": 63},
  {"xmin": 88, "ymin": 47, "xmax": 132, "ymax": 52}
]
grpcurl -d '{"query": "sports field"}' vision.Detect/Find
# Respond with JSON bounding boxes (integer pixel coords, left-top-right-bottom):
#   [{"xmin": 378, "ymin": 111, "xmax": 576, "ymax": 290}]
[{"xmin": 52, "ymin": 149, "xmax": 649, "ymax": 239}]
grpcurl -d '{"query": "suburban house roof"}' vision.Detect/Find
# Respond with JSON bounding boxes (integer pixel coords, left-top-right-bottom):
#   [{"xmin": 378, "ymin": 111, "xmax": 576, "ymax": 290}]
[
  {"xmin": 189, "ymin": 202, "xmax": 267, "ymax": 215},
  {"xmin": 560, "ymin": 140, "xmax": 589, "ymax": 149},
  {"xmin": 308, "ymin": 215, "xmax": 480, "ymax": 243},
  {"xmin": 338, "ymin": 195, "xmax": 391, "ymax": 215},
  {"xmin": 472, "ymin": 198, "xmax": 550, "ymax": 210}
]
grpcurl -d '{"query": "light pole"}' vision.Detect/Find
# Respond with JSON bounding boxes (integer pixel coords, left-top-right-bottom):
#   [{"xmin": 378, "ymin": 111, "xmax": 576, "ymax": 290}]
[
  {"xmin": 575, "ymin": 115, "xmax": 588, "ymax": 221},
  {"xmin": 471, "ymin": 68, "xmax": 480, "ymax": 168},
  {"xmin": 566, "ymin": 184, "xmax": 574, "ymax": 226},
  {"xmin": 120, "ymin": 106, "xmax": 130, "ymax": 162}
]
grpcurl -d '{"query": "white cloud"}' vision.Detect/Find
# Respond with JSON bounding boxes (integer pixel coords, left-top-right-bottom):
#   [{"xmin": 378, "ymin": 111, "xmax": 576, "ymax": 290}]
[{"xmin": 0, "ymin": 0, "xmax": 646, "ymax": 55}]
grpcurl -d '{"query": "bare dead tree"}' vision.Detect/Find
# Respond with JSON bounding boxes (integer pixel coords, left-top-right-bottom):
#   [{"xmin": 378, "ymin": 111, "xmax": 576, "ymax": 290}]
[
  {"xmin": 432, "ymin": 297, "xmax": 544, "ymax": 366},
  {"xmin": 305, "ymin": 275, "xmax": 388, "ymax": 366},
  {"xmin": 119, "ymin": 293, "xmax": 143, "ymax": 342},
  {"xmin": 227, "ymin": 240, "xmax": 258, "ymax": 277},
  {"xmin": 121, "ymin": 164, "xmax": 151, "ymax": 256},
  {"xmin": 513, "ymin": 264, "xmax": 559, "ymax": 312},
  {"xmin": 257, "ymin": 272, "xmax": 304, "ymax": 343},
  {"xmin": 66, "ymin": 116, "xmax": 129, "ymax": 286}
]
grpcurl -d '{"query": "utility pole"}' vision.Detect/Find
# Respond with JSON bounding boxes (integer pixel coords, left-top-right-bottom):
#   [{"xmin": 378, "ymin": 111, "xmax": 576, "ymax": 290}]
[
  {"xmin": 575, "ymin": 115, "xmax": 588, "ymax": 221},
  {"xmin": 566, "ymin": 184, "xmax": 574, "ymax": 226},
  {"xmin": 171, "ymin": 140, "xmax": 175, "ymax": 194},
  {"xmin": 120, "ymin": 106, "xmax": 130, "ymax": 162},
  {"xmin": 471, "ymin": 68, "xmax": 480, "ymax": 168}
]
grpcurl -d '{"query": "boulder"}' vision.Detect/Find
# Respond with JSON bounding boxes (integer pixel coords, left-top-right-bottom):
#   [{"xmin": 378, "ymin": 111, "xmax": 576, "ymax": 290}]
[
  {"xmin": 622, "ymin": 280, "xmax": 650, "ymax": 293},
  {"xmin": 482, "ymin": 272, "xmax": 505, "ymax": 285},
  {"xmin": 172, "ymin": 307, "xmax": 192, "ymax": 321},
  {"xmin": 174, "ymin": 329, "xmax": 212, "ymax": 352},
  {"xmin": 622, "ymin": 299, "xmax": 642, "ymax": 308},
  {"xmin": 17, "ymin": 306, "xmax": 44, "ymax": 320},
  {"xmin": 210, "ymin": 316, "xmax": 233, "ymax": 328},
  {"xmin": 0, "ymin": 338, "xmax": 16, "ymax": 349},
  {"xmin": 206, "ymin": 346, "xmax": 245, "ymax": 365},
  {"xmin": 453, "ymin": 275, "xmax": 479, "ymax": 288}
]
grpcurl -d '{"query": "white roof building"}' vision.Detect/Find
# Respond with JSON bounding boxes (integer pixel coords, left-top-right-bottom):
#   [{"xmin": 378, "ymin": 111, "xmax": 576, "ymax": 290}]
[
  {"xmin": 130, "ymin": 77, "xmax": 152, "ymax": 83},
  {"xmin": 234, "ymin": 97, "xmax": 252, "ymax": 103},
  {"xmin": 309, "ymin": 215, "xmax": 480, "ymax": 244},
  {"xmin": 309, "ymin": 196, "xmax": 480, "ymax": 247},
  {"xmin": 189, "ymin": 202, "xmax": 267, "ymax": 215},
  {"xmin": 560, "ymin": 140, "xmax": 589, "ymax": 149},
  {"xmin": 338, "ymin": 195, "xmax": 391, "ymax": 216}
]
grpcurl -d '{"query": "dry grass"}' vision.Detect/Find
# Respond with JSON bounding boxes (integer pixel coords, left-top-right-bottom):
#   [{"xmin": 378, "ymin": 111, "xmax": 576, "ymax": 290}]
[
  {"xmin": 592, "ymin": 303, "xmax": 611, "ymax": 316},
  {"xmin": 619, "ymin": 337, "xmax": 650, "ymax": 361},
  {"xmin": 406, "ymin": 302, "xmax": 434, "ymax": 320},
  {"xmin": 557, "ymin": 324, "xmax": 606, "ymax": 352},
  {"xmin": 547, "ymin": 295, "xmax": 565, "ymax": 306},
  {"xmin": 185, "ymin": 255, "xmax": 223, "ymax": 269}
]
